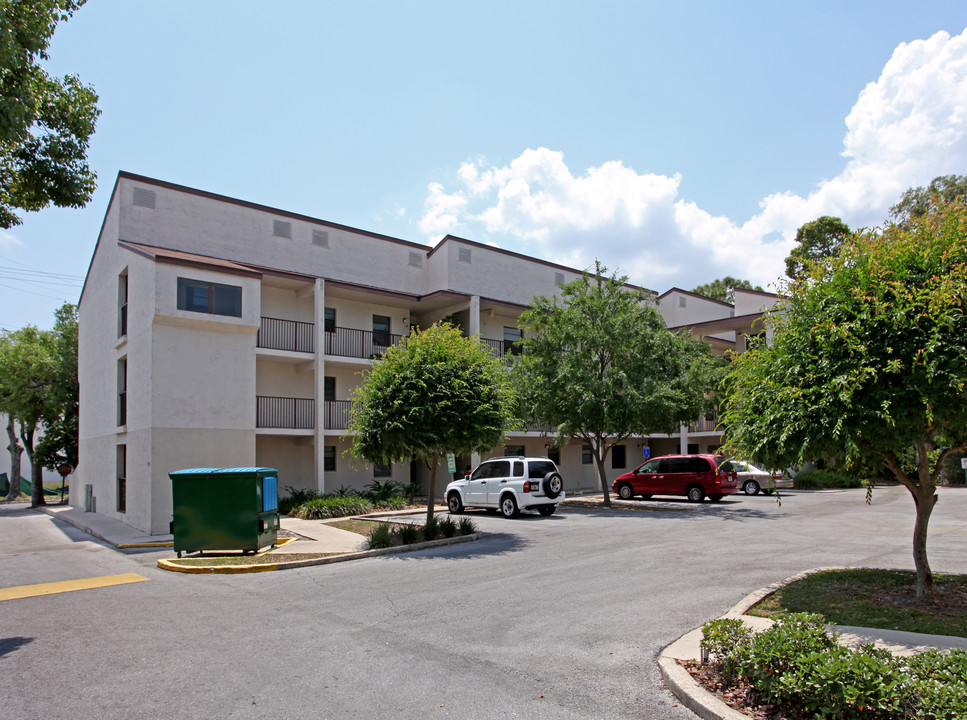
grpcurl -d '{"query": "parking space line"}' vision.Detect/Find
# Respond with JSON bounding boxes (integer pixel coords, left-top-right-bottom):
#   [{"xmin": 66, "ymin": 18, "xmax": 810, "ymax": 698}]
[{"xmin": 0, "ymin": 573, "xmax": 150, "ymax": 602}]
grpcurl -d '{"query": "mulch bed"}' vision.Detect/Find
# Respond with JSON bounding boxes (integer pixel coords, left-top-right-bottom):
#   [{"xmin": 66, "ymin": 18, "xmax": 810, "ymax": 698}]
[{"xmin": 679, "ymin": 660, "xmax": 800, "ymax": 720}]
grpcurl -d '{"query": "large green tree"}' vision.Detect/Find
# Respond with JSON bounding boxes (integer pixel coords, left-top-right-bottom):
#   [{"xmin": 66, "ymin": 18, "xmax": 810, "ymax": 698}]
[
  {"xmin": 0, "ymin": 0, "xmax": 100, "ymax": 228},
  {"xmin": 890, "ymin": 173, "xmax": 967, "ymax": 223},
  {"xmin": 514, "ymin": 262, "xmax": 719, "ymax": 505},
  {"xmin": 0, "ymin": 323, "xmax": 56, "ymax": 505},
  {"xmin": 722, "ymin": 199, "xmax": 967, "ymax": 598},
  {"xmin": 691, "ymin": 276, "xmax": 763, "ymax": 304},
  {"xmin": 785, "ymin": 216, "xmax": 851, "ymax": 280},
  {"xmin": 347, "ymin": 322, "xmax": 517, "ymax": 523},
  {"xmin": 35, "ymin": 302, "xmax": 77, "ymax": 470}
]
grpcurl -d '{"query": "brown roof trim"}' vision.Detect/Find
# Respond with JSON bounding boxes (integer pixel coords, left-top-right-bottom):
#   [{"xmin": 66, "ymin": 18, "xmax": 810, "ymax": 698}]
[
  {"xmin": 117, "ymin": 171, "xmax": 432, "ymax": 252},
  {"xmin": 668, "ymin": 310, "xmax": 768, "ymax": 333},
  {"xmin": 119, "ymin": 241, "xmax": 264, "ymax": 279},
  {"xmin": 657, "ymin": 287, "xmax": 734, "ymax": 309},
  {"xmin": 429, "ymin": 234, "xmax": 656, "ymax": 295},
  {"xmin": 732, "ymin": 287, "xmax": 781, "ymax": 299}
]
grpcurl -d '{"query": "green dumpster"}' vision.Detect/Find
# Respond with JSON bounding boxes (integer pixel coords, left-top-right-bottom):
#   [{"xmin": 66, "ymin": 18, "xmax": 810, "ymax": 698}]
[{"xmin": 169, "ymin": 467, "xmax": 280, "ymax": 558}]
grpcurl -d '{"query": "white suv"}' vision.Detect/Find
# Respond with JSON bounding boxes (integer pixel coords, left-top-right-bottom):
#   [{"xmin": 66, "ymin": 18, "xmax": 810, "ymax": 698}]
[{"xmin": 445, "ymin": 456, "xmax": 565, "ymax": 518}]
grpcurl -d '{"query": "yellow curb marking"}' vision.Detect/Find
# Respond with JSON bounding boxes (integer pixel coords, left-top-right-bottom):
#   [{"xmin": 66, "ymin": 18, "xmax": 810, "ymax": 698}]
[{"xmin": 0, "ymin": 573, "xmax": 150, "ymax": 602}]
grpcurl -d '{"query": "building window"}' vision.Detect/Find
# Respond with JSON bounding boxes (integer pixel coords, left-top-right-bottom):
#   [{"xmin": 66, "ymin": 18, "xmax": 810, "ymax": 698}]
[
  {"xmin": 582, "ymin": 445, "xmax": 592, "ymax": 464},
  {"xmin": 503, "ymin": 326, "xmax": 523, "ymax": 355},
  {"xmin": 547, "ymin": 447, "xmax": 561, "ymax": 465},
  {"xmin": 612, "ymin": 445, "xmax": 627, "ymax": 469},
  {"xmin": 117, "ymin": 358, "xmax": 127, "ymax": 427},
  {"xmin": 118, "ymin": 271, "xmax": 128, "ymax": 338},
  {"xmin": 373, "ymin": 315, "xmax": 391, "ymax": 347},
  {"xmin": 177, "ymin": 277, "xmax": 242, "ymax": 318},
  {"xmin": 374, "ymin": 462, "xmax": 391, "ymax": 478},
  {"xmin": 324, "ymin": 307, "xmax": 336, "ymax": 332},
  {"xmin": 324, "ymin": 446, "xmax": 336, "ymax": 472},
  {"xmin": 324, "ymin": 376, "xmax": 335, "ymax": 402},
  {"xmin": 504, "ymin": 445, "xmax": 525, "ymax": 457},
  {"xmin": 116, "ymin": 444, "xmax": 127, "ymax": 513}
]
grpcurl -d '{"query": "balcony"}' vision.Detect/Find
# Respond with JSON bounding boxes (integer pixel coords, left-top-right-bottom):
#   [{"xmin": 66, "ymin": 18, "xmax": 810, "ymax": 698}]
[
  {"xmin": 258, "ymin": 317, "xmax": 314, "ymax": 353},
  {"xmin": 688, "ymin": 412, "xmax": 720, "ymax": 433},
  {"xmin": 257, "ymin": 396, "xmax": 314, "ymax": 429},
  {"xmin": 325, "ymin": 326, "xmax": 404, "ymax": 360},
  {"xmin": 324, "ymin": 400, "xmax": 353, "ymax": 430}
]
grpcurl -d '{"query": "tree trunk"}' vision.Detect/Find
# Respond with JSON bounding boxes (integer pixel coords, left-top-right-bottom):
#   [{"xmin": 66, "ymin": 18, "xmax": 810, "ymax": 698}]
[
  {"xmin": 426, "ymin": 454, "xmax": 438, "ymax": 525},
  {"xmin": 889, "ymin": 444, "xmax": 938, "ymax": 599},
  {"xmin": 592, "ymin": 438, "xmax": 612, "ymax": 506},
  {"xmin": 909, "ymin": 448, "xmax": 938, "ymax": 598},
  {"xmin": 22, "ymin": 425, "xmax": 45, "ymax": 507},
  {"xmin": 5, "ymin": 418, "xmax": 23, "ymax": 502}
]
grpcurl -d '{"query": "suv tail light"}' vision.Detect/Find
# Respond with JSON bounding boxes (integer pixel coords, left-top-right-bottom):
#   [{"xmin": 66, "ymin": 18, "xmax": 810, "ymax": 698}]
[{"xmin": 523, "ymin": 481, "xmax": 532, "ymax": 493}]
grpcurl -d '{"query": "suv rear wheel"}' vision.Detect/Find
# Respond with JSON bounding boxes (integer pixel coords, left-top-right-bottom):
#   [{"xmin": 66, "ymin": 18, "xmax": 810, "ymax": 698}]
[{"xmin": 500, "ymin": 494, "xmax": 520, "ymax": 518}]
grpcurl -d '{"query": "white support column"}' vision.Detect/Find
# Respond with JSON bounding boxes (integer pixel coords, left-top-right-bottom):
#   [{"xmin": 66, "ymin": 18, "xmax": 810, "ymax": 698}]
[
  {"xmin": 313, "ymin": 278, "xmax": 326, "ymax": 495},
  {"xmin": 679, "ymin": 422, "xmax": 689, "ymax": 455}
]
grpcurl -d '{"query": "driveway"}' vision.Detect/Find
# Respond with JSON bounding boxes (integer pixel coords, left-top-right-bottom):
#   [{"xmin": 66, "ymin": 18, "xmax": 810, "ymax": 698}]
[{"xmin": 2, "ymin": 486, "xmax": 966, "ymax": 719}]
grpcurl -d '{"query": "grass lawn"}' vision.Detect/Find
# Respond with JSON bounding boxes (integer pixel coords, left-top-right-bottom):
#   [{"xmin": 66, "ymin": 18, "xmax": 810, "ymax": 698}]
[{"xmin": 748, "ymin": 568, "xmax": 967, "ymax": 637}]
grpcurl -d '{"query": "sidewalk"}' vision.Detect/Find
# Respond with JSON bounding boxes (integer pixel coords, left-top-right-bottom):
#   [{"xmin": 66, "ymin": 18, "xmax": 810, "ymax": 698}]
[{"xmin": 35, "ymin": 502, "xmax": 445, "ymax": 555}]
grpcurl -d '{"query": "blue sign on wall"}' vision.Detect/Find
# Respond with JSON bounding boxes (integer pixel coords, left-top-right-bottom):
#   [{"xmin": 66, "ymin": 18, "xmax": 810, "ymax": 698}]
[{"xmin": 642, "ymin": 446, "xmax": 651, "ymax": 459}]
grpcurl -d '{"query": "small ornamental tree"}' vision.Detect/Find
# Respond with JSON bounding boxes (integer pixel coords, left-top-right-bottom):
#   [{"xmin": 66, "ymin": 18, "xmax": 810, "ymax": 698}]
[
  {"xmin": 347, "ymin": 323, "xmax": 517, "ymax": 524},
  {"xmin": 514, "ymin": 262, "xmax": 719, "ymax": 505},
  {"xmin": 722, "ymin": 199, "xmax": 967, "ymax": 598}
]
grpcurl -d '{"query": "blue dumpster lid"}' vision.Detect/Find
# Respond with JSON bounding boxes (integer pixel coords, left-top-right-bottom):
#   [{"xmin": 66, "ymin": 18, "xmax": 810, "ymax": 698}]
[{"xmin": 169, "ymin": 467, "xmax": 278, "ymax": 476}]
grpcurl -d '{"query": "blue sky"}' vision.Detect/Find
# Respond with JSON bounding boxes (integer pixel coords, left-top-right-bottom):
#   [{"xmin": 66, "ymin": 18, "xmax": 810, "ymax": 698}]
[{"xmin": 3, "ymin": 1, "xmax": 967, "ymax": 330}]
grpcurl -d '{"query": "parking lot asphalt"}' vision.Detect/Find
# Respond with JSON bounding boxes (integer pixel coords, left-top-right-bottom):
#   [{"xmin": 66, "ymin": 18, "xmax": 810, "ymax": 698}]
[{"xmin": 4, "ymin": 486, "xmax": 967, "ymax": 720}]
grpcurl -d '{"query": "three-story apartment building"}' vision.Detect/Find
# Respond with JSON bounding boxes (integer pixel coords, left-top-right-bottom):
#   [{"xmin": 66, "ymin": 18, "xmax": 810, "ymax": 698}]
[{"xmin": 77, "ymin": 172, "xmax": 776, "ymax": 535}]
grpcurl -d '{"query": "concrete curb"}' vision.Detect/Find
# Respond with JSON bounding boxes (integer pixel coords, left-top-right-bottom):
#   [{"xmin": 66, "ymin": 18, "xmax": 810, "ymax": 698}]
[{"xmin": 158, "ymin": 532, "xmax": 481, "ymax": 574}]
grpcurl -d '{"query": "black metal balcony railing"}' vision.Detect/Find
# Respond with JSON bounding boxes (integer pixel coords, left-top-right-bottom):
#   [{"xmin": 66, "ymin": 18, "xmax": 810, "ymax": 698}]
[
  {"xmin": 325, "ymin": 326, "xmax": 403, "ymax": 359},
  {"xmin": 258, "ymin": 317, "xmax": 314, "ymax": 353},
  {"xmin": 324, "ymin": 400, "xmax": 354, "ymax": 430},
  {"xmin": 257, "ymin": 396, "xmax": 315, "ymax": 429},
  {"xmin": 481, "ymin": 337, "xmax": 523, "ymax": 358}
]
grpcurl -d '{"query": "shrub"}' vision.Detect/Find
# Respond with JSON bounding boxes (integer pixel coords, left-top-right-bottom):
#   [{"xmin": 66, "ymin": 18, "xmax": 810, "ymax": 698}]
[
  {"xmin": 364, "ymin": 479, "xmax": 403, "ymax": 503},
  {"xmin": 279, "ymin": 486, "xmax": 319, "ymax": 515},
  {"xmin": 793, "ymin": 469, "xmax": 862, "ymax": 489},
  {"xmin": 396, "ymin": 523, "xmax": 420, "ymax": 544},
  {"xmin": 733, "ymin": 613, "xmax": 836, "ymax": 701},
  {"xmin": 294, "ymin": 496, "xmax": 374, "ymax": 519},
  {"xmin": 437, "ymin": 516, "xmax": 457, "ymax": 538},
  {"xmin": 376, "ymin": 496, "xmax": 406, "ymax": 511},
  {"xmin": 700, "ymin": 618, "xmax": 752, "ymax": 682},
  {"xmin": 457, "ymin": 517, "xmax": 476, "ymax": 535},
  {"xmin": 400, "ymin": 481, "xmax": 422, "ymax": 501},
  {"xmin": 331, "ymin": 485, "xmax": 360, "ymax": 497},
  {"xmin": 701, "ymin": 613, "xmax": 967, "ymax": 720},
  {"xmin": 367, "ymin": 523, "xmax": 393, "ymax": 550},
  {"xmin": 422, "ymin": 516, "xmax": 439, "ymax": 542}
]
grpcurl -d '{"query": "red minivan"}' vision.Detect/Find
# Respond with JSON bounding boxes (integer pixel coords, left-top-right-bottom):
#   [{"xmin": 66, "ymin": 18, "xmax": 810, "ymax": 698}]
[{"xmin": 611, "ymin": 454, "xmax": 738, "ymax": 503}]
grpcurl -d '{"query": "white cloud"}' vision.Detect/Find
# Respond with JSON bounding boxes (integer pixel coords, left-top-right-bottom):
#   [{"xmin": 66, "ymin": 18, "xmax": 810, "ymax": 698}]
[
  {"xmin": 0, "ymin": 230, "xmax": 20, "ymax": 249},
  {"xmin": 418, "ymin": 29, "xmax": 967, "ymax": 293}
]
